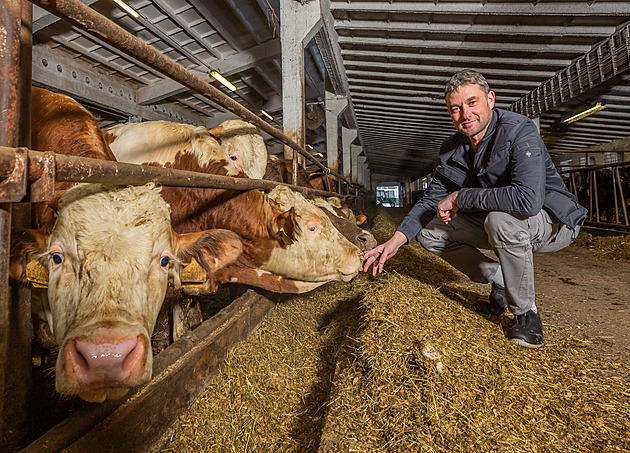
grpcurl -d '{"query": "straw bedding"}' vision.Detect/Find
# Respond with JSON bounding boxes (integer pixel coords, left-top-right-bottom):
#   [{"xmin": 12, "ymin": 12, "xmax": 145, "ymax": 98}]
[{"xmin": 164, "ymin": 208, "xmax": 630, "ymax": 453}]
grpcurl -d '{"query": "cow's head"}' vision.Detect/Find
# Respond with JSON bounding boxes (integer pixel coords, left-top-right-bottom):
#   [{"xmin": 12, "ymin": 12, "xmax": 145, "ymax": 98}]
[
  {"xmin": 10, "ymin": 184, "xmax": 241, "ymax": 402},
  {"xmin": 208, "ymin": 120, "xmax": 267, "ymax": 179},
  {"xmin": 261, "ymin": 186, "xmax": 363, "ymax": 292},
  {"xmin": 311, "ymin": 198, "xmax": 377, "ymax": 252}
]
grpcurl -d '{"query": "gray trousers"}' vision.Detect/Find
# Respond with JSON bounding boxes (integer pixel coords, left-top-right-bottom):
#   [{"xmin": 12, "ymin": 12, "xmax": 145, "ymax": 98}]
[{"xmin": 418, "ymin": 210, "xmax": 579, "ymax": 315}]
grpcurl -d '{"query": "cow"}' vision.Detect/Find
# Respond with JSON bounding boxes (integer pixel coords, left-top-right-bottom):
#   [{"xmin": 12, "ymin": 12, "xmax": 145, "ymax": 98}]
[
  {"xmin": 105, "ymin": 122, "xmax": 364, "ymax": 294},
  {"xmin": 263, "ymin": 155, "xmax": 315, "ymax": 188},
  {"xmin": 264, "ymin": 156, "xmax": 375, "ymax": 251},
  {"xmin": 208, "ymin": 119, "xmax": 268, "ymax": 179},
  {"xmin": 102, "ymin": 120, "xmax": 242, "ymax": 176},
  {"xmin": 10, "ymin": 87, "xmax": 243, "ymax": 402}
]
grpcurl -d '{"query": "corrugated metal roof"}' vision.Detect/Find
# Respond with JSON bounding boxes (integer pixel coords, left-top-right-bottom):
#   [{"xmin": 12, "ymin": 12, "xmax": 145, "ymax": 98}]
[{"xmin": 32, "ymin": 0, "xmax": 630, "ymax": 179}]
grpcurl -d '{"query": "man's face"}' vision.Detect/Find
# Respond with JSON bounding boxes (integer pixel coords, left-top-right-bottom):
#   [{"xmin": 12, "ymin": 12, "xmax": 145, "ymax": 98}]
[{"xmin": 446, "ymin": 84, "xmax": 495, "ymax": 139}]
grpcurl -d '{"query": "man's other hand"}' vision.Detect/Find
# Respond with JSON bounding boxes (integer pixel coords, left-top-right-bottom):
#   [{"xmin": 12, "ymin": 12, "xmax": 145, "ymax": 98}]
[
  {"xmin": 437, "ymin": 191, "xmax": 459, "ymax": 224},
  {"xmin": 362, "ymin": 231, "xmax": 408, "ymax": 276}
]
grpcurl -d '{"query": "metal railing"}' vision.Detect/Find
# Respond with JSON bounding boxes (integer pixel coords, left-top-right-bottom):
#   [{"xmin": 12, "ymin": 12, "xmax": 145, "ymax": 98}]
[{"xmin": 558, "ymin": 160, "xmax": 630, "ymax": 229}]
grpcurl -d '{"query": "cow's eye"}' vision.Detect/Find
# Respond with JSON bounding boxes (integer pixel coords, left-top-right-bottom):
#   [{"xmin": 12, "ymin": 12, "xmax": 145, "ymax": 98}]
[
  {"xmin": 308, "ymin": 226, "xmax": 317, "ymax": 232},
  {"xmin": 229, "ymin": 155, "xmax": 238, "ymax": 161},
  {"xmin": 51, "ymin": 252, "xmax": 64, "ymax": 265},
  {"xmin": 160, "ymin": 256, "xmax": 170, "ymax": 267}
]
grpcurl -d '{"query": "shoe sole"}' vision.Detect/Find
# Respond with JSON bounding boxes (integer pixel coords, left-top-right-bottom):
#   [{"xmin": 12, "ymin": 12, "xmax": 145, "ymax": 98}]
[{"xmin": 510, "ymin": 338, "xmax": 544, "ymax": 349}]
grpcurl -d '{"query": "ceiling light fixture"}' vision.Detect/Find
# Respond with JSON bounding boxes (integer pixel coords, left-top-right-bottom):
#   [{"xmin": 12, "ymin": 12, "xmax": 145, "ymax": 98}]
[
  {"xmin": 562, "ymin": 101, "xmax": 606, "ymax": 124},
  {"xmin": 211, "ymin": 71, "xmax": 236, "ymax": 91},
  {"xmin": 113, "ymin": 0, "xmax": 140, "ymax": 18},
  {"xmin": 313, "ymin": 152, "xmax": 324, "ymax": 158},
  {"xmin": 306, "ymin": 144, "xmax": 314, "ymax": 150},
  {"xmin": 260, "ymin": 109, "xmax": 273, "ymax": 120}
]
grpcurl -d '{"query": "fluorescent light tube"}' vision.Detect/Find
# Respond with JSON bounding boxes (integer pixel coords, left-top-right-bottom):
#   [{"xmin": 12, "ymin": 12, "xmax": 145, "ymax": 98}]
[
  {"xmin": 113, "ymin": 0, "xmax": 140, "ymax": 18},
  {"xmin": 211, "ymin": 71, "xmax": 236, "ymax": 91}
]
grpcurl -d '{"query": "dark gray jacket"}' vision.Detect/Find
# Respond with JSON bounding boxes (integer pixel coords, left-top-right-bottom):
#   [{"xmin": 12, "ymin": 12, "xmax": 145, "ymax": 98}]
[{"xmin": 397, "ymin": 108, "xmax": 587, "ymax": 242}]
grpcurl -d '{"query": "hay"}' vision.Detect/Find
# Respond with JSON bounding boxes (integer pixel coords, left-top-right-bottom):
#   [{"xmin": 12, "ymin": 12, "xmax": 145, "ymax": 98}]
[
  {"xmin": 574, "ymin": 231, "xmax": 630, "ymax": 262},
  {"xmin": 164, "ymin": 208, "xmax": 630, "ymax": 453}
]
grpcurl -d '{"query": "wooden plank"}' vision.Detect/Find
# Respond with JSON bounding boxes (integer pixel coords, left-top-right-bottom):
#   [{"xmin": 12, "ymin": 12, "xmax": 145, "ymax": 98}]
[{"xmin": 21, "ymin": 290, "xmax": 275, "ymax": 453}]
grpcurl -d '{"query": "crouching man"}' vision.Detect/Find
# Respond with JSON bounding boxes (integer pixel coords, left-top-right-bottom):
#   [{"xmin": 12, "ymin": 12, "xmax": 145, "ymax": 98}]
[{"xmin": 363, "ymin": 69, "xmax": 587, "ymax": 348}]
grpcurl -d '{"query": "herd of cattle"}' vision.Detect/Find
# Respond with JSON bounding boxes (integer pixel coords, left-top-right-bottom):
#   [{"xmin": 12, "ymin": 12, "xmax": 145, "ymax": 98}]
[{"xmin": 8, "ymin": 87, "xmax": 375, "ymax": 403}]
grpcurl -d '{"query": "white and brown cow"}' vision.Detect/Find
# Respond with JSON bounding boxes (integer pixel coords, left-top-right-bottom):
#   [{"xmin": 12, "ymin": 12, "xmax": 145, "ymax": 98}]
[
  {"xmin": 209, "ymin": 119, "xmax": 268, "ymax": 179},
  {"xmin": 105, "ymin": 121, "xmax": 364, "ymax": 294},
  {"xmin": 9, "ymin": 88, "xmax": 242, "ymax": 402}
]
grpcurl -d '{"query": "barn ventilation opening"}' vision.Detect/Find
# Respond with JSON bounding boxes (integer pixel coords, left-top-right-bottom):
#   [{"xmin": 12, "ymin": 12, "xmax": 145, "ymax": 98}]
[{"xmin": 376, "ymin": 184, "xmax": 404, "ymax": 207}]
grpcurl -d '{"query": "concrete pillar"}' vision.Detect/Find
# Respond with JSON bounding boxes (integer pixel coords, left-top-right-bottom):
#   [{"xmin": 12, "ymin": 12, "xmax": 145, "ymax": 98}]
[
  {"xmin": 532, "ymin": 116, "xmax": 540, "ymax": 132},
  {"xmin": 351, "ymin": 144, "xmax": 361, "ymax": 184},
  {"xmin": 325, "ymin": 89, "xmax": 347, "ymax": 177},
  {"xmin": 279, "ymin": 0, "xmax": 322, "ymax": 160},
  {"xmin": 342, "ymin": 126, "xmax": 357, "ymax": 182}
]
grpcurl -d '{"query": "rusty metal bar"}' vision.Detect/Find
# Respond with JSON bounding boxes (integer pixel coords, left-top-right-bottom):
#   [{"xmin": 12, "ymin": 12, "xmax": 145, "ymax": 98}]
[
  {"xmin": 28, "ymin": 0, "xmax": 358, "ymax": 190},
  {"xmin": 0, "ymin": 0, "xmax": 23, "ymax": 448},
  {"xmin": 556, "ymin": 160, "xmax": 630, "ymax": 174},
  {"xmin": 612, "ymin": 167, "xmax": 620, "ymax": 224},
  {"xmin": 0, "ymin": 1, "xmax": 33, "ymax": 451},
  {"xmin": 615, "ymin": 167, "xmax": 629, "ymax": 225},
  {"xmin": 0, "ymin": 148, "xmax": 341, "ymax": 199}
]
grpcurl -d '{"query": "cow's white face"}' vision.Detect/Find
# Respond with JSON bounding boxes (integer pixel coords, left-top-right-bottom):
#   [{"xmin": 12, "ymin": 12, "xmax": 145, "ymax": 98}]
[
  {"xmin": 46, "ymin": 184, "xmax": 173, "ymax": 402},
  {"xmin": 217, "ymin": 120, "xmax": 267, "ymax": 179},
  {"xmin": 262, "ymin": 186, "xmax": 363, "ymax": 287}
]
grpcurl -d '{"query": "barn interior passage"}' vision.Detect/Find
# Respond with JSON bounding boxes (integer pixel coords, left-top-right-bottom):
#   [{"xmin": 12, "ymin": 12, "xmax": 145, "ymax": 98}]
[{"xmin": 1, "ymin": 0, "xmax": 630, "ymax": 451}]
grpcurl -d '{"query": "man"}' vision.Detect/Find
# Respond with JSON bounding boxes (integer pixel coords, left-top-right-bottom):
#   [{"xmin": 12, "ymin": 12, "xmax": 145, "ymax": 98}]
[{"xmin": 363, "ymin": 69, "xmax": 587, "ymax": 348}]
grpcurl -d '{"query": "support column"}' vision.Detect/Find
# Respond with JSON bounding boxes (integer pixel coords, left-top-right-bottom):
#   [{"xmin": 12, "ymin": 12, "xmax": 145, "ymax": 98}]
[
  {"xmin": 351, "ymin": 144, "xmax": 361, "ymax": 184},
  {"xmin": 325, "ymin": 89, "xmax": 347, "ymax": 190},
  {"xmin": 279, "ymin": 0, "xmax": 322, "ymax": 171},
  {"xmin": 342, "ymin": 126, "xmax": 357, "ymax": 187}
]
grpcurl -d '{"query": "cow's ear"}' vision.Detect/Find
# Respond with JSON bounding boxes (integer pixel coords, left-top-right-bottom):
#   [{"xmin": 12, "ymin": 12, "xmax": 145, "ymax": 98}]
[
  {"xmin": 273, "ymin": 207, "xmax": 298, "ymax": 244},
  {"xmin": 171, "ymin": 229, "xmax": 242, "ymax": 295},
  {"xmin": 172, "ymin": 229, "xmax": 242, "ymax": 272},
  {"xmin": 355, "ymin": 214, "xmax": 367, "ymax": 226},
  {"xmin": 207, "ymin": 125, "xmax": 225, "ymax": 139},
  {"xmin": 10, "ymin": 228, "xmax": 50, "ymax": 284}
]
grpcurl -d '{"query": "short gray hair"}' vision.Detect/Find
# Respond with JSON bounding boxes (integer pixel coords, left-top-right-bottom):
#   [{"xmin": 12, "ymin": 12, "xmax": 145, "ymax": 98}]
[{"xmin": 444, "ymin": 70, "xmax": 490, "ymax": 98}]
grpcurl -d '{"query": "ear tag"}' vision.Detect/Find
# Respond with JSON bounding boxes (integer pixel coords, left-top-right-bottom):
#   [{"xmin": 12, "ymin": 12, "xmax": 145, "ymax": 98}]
[
  {"xmin": 279, "ymin": 227, "xmax": 293, "ymax": 246},
  {"xmin": 181, "ymin": 257, "xmax": 205, "ymax": 288},
  {"xmin": 26, "ymin": 260, "xmax": 49, "ymax": 288}
]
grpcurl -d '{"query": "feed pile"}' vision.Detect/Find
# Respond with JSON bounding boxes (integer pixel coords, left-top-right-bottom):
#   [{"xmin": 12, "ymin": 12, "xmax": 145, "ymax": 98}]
[
  {"xmin": 165, "ymin": 208, "xmax": 630, "ymax": 453},
  {"xmin": 574, "ymin": 230, "xmax": 630, "ymax": 262}
]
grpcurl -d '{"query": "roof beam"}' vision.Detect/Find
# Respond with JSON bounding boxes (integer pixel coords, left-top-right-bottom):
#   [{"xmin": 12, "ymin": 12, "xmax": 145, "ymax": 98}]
[
  {"xmin": 341, "ymin": 49, "xmax": 572, "ymax": 69},
  {"xmin": 335, "ymin": 20, "xmax": 615, "ymax": 38},
  {"xmin": 337, "ymin": 36, "xmax": 592, "ymax": 54},
  {"xmin": 345, "ymin": 60, "xmax": 553, "ymax": 79},
  {"xmin": 331, "ymin": 2, "xmax": 630, "ymax": 16},
  {"xmin": 511, "ymin": 23, "xmax": 630, "ymax": 117}
]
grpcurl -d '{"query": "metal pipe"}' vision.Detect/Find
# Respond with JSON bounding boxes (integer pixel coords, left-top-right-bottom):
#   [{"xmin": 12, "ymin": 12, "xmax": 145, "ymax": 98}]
[
  {"xmin": 0, "ymin": 148, "xmax": 341, "ymax": 199},
  {"xmin": 0, "ymin": 0, "xmax": 25, "ymax": 447},
  {"xmin": 28, "ymin": 0, "xmax": 358, "ymax": 189},
  {"xmin": 557, "ymin": 160, "xmax": 630, "ymax": 174}
]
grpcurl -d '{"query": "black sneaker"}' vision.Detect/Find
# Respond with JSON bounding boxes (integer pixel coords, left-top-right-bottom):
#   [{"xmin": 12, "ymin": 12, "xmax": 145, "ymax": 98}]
[
  {"xmin": 508, "ymin": 309, "xmax": 544, "ymax": 348},
  {"xmin": 474, "ymin": 282, "xmax": 507, "ymax": 316}
]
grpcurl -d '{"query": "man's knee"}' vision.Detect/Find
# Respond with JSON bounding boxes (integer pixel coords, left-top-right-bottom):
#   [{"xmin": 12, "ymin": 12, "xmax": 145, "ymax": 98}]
[
  {"xmin": 417, "ymin": 227, "xmax": 444, "ymax": 253},
  {"xmin": 484, "ymin": 211, "xmax": 529, "ymax": 246}
]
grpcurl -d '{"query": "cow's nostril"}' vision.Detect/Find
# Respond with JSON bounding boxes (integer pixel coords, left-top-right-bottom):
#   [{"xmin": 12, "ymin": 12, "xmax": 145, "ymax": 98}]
[{"xmin": 357, "ymin": 236, "xmax": 367, "ymax": 243}]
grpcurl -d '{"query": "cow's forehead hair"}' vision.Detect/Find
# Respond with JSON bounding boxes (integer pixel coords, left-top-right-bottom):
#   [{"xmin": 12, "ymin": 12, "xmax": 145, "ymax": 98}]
[
  {"xmin": 51, "ymin": 183, "xmax": 172, "ymax": 256},
  {"xmin": 268, "ymin": 186, "xmax": 330, "ymax": 224}
]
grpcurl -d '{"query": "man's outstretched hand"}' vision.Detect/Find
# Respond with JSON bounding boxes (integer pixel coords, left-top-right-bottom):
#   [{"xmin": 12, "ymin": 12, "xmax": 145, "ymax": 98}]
[{"xmin": 362, "ymin": 230, "xmax": 408, "ymax": 276}]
